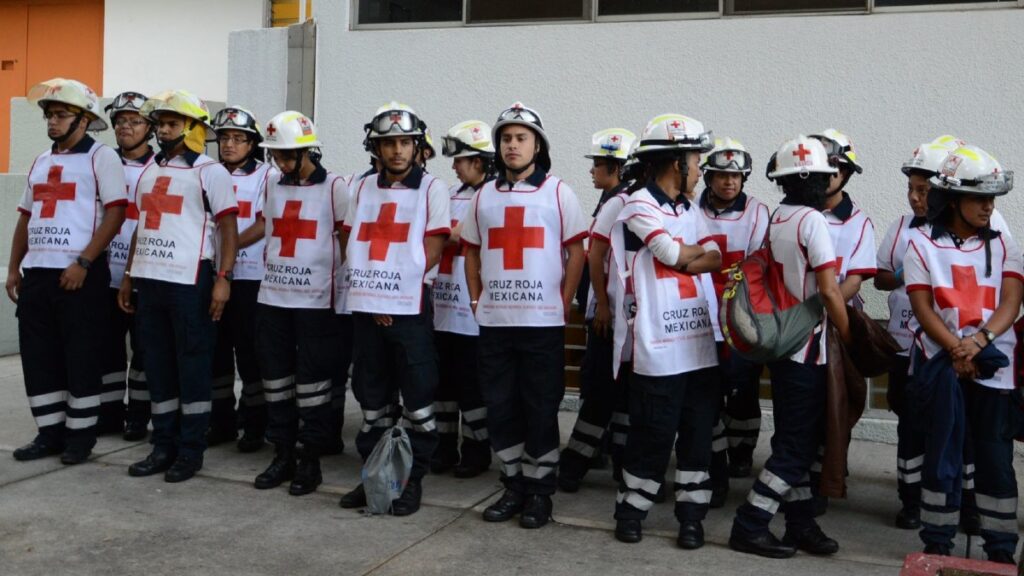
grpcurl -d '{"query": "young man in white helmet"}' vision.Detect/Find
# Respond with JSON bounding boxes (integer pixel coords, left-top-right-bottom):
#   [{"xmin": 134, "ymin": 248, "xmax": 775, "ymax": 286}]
[
  {"xmin": 903, "ymin": 144, "xmax": 1022, "ymax": 564},
  {"xmin": 559, "ymin": 128, "xmax": 636, "ymax": 493},
  {"xmin": 606, "ymin": 114, "xmax": 721, "ymax": 549},
  {"xmin": 99, "ymin": 91, "xmax": 154, "ymax": 442},
  {"xmin": 7, "ymin": 78, "xmax": 127, "ymax": 465},
  {"xmin": 462, "ymin": 102, "xmax": 587, "ymax": 529},
  {"xmin": 338, "ymin": 102, "xmax": 450, "ymax": 516},
  {"xmin": 730, "ymin": 136, "xmax": 850, "ymax": 559},
  {"xmin": 209, "ymin": 105, "xmax": 273, "ymax": 453},
  {"xmin": 696, "ymin": 138, "xmax": 770, "ymax": 506},
  {"xmin": 118, "ymin": 90, "xmax": 238, "ymax": 483},
  {"xmin": 250, "ymin": 111, "xmax": 344, "ymax": 496},
  {"xmin": 428, "ymin": 120, "xmax": 496, "ymax": 478}
]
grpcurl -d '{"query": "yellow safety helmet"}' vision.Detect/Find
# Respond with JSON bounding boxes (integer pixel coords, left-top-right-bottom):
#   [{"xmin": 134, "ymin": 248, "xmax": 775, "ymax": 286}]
[{"xmin": 141, "ymin": 90, "xmax": 218, "ymax": 144}]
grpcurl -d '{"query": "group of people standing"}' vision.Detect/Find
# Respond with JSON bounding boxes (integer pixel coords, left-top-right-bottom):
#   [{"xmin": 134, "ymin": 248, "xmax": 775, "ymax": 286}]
[{"xmin": 10, "ymin": 76, "xmax": 1022, "ymax": 565}]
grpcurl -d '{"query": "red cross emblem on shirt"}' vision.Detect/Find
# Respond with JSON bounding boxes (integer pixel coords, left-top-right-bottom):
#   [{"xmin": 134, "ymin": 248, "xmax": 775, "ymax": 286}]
[
  {"xmin": 934, "ymin": 265, "xmax": 996, "ymax": 329},
  {"xmin": 708, "ymin": 234, "xmax": 746, "ymax": 294},
  {"xmin": 238, "ymin": 201, "xmax": 253, "ymax": 219},
  {"xmin": 653, "ymin": 239, "xmax": 697, "ymax": 298},
  {"xmin": 32, "ymin": 165, "xmax": 77, "ymax": 219},
  {"xmin": 357, "ymin": 202, "xmax": 410, "ymax": 262},
  {"xmin": 140, "ymin": 176, "xmax": 184, "ymax": 230},
  {"xmin": 439, "ymin": 218, "xmax": 464, "ymax": 275},
  {"xmin": 271, "ymin": 200, "xmax": 317, "ymax": 257},
  {"xmin": 488, "ymin": 206, "xmax": 545, "ymax": 271},
  {"xmin": 793, "ymin": 144, "xmax": 812, "ymax": 162}
]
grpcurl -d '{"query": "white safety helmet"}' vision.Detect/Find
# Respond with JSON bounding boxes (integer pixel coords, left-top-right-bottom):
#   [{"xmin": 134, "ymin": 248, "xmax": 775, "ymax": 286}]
[
  {"xmin": 28, "ymin": 77, "xmax": 106, "ymax": 131},
  {"xmin": 701, "ymin": 137, "xmax": 752, "ymax": 175},
  {"xmin": 365, "ymin": 101, "xmax": 426, "ymax": 139},
  {"xmin": 211, "ymin": 105, "xmax": 263, "ymax": 142},
  {"xmin": 584, "ymin": 128, "xmax": 637, "ymax": 162},
  {"xmin": 931, "ymin": 145, "xmax": 1013, "ymax": 197},
  {"xmin": 766, "ymin": 135, "xmax": 838, "ymax": 180},
  {"xmin": 141, "ymin": 90, "xmax": 218, "ymax": 142},
  {"xmin": 633, "ymin": 114, "xmax": 714, "ymax": 158},
  {"xmin": 442, "ymin": 120, "xmax": 495, "ymax": 158},
  {"xmin": 259, "ymin": 111, "xmax": 322, "ymax": 149},
  {"xmin": 901, "ymin": 134, "xmax": 965, "ymax": 176},
  {"xmin": 423, "ymin": 128, "xmax": 437, "ymax": 158},
  {"xmin": 811, "ymin": 128, "xmax": 862, "ymax": 174},
  {"xmin": 492, "ymin": 102, "xmax": 551, "ymax": 172}
]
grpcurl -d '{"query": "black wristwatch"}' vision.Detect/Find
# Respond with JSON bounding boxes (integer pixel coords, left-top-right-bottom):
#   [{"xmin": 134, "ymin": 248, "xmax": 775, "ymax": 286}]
[
  {"xmin": 979, "ymin": 328, "xmax": 996, "ymax": 345},
  {"xmin": 75, "ymin": 256, "xmax": 92, "ymax": 270}
]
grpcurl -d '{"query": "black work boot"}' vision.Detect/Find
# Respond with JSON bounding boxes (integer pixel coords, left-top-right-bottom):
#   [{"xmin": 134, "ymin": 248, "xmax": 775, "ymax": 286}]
[
  {"xmin": 254, "ymin": 447, "xmax": 296, "ymax": 489},
  {"xmin": 288, "ymin": 448, "xmax": 322, "ymax": 496}
]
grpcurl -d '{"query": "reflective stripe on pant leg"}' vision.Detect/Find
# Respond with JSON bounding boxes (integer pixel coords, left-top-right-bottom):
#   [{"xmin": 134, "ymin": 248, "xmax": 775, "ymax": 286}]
[
  {"xmin": 976, "ymin": 493, "xmax": 1019, "ymax": 534},
  {"xmin": 28, "ymin": 390, "xmax": 68, "ymax": 428},
  {"xmin": 264, "ymin": 375, "xmax": 296, "ymax": 404},
  {"xmin": 100, "ymin": 370, "xmax": 126, "ymax": 405},
  {"xmin": 610, "ymin": 411, "xmax": 629, "ymax": 448},
  {"xmin": 522, "ymin": 447, "xmax": 558, "ymax": 480},
  {"xmin": 675, "ymin": 469, "xmax": 712, "ymax": 505},
  {"xmin": 711, "ymin": 417, "xmax": 728, "ymax": 454},
  {"xmin": 920, "ymin": 487, "xmax": 960, "ymax": 536},
  {"xmin": 240, "ymin": 380, "xmax": 264, "ymax": 407},
  {"xmin": 495, "ymin": 442, "xmax": 524, "ymax": 478},
  {"xmin": 65, "ymin": 393, "xmax": 101, "ymax": 429},
  {"xmin": 211, "ymin": 375, "xmax": 235, "ymax": 401},
  {"xmin": 962, "ymin": 463, "xmax": 976, "ymax": 491},
  {"xmin": 565, "ymin": 417, "xmax": 604, "ymax": 459},
  {"xmin": 897, "ymin": 454, "xmax": 924, "ymax": 485},
  {"xmin": 617, "ymin": 469, "xmax": 661, "ymax": 512},
  {"xmin": 361, "ymin": 404, "xmax": 397, "ymax": 433},
  {"xmin": 726, "ymin": 416, "xmax": 761, "ymax": 448},
  {"xmin": 402, "ymin": 404, "xmax": 436, "ymax": 433},
  {"xmin": 461, "ymin": 406, "xmax": 488, "ymax": 441},
  {"xmin": 432, "ymin": 400, "xmax": 459, "ymax": 435},
  {"xmin": 296, "ymin": 379, "xmax": 332, "ymax": 408}
]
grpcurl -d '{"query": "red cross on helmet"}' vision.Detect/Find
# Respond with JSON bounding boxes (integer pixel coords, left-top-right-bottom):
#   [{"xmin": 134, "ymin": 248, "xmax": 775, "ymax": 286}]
[
  {"xmin": 28, "ymin": 77, "xmax": 107, "ymax": 131},
  {"xmin": 931, "ymin": 144, "xmax": 1013, "ymax": 197},
  {"xmin": 701, "ymin": 137, "xmax": 752, "ymax": 175},
  {"xmin": 901, "ymin": 135, "xmax": 965, "ymax": 177},
  {"xmin": 211, "ymin": 105, "xmax": 263, "ymax": 142},
  {"xmin": 259, "ymin": 111, "xmax": 322, "ymax": 149},
  {"xmin": 767, "ymin": 135, "xmax": 837, "ymax": 179},
  {"xmin": 585, "ymin": 128, "xmax": 636, "ymax": 162},
  {"xmin": 492, "ymin": 101, "xmax": 551, "ymax": 172},
  {"xmin": 633, "ymin": 114, "xmax": 713, "ymax": 158}
]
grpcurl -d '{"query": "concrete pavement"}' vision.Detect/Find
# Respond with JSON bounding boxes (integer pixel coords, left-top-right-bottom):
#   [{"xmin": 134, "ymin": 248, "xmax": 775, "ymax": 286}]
[{"xmin": 0, "ymin": 354, "xmax": 1018, "ymax": 575}]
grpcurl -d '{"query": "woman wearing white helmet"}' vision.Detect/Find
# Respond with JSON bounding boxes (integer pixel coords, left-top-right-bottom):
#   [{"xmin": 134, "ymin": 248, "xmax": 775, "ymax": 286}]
[
  {"xmin": 461, "ymin": 102, "xmax": 588, "ymax": 529},
  {"xmin": 207, "ymin": 106, "xmax": 273, "ymax": 453},
  {"xmin": 8, "ymin": 78, "xmax": 128, "ymax": 465},
  {"xmin": 560, "ymin": 127, "xmax": 637, "ymax": 493},
  {"xmin": 696, "ymin": 138, "xmax": 771, "ymax": 506},
  {"xmin": 607, "ymin": 114, "xmax": 721, "ymax": 549},
  {"xmin": 339, "ymin": 102, "xmax": 451, "ymax": 516},
  {"xmin": 729, "ymin": 136, "xmax": 850, "ymax": 559},
  {"xmin": 903, "ymin": 145, "xmax": 1022, "ymax": 564},
  {"xmin": 98, "ymin": 91, "xmax": 155, "ymax": 442},
  {"xmin": 248, "ymin": 111, "xmax": 345, "ymax": 497},
  {"xmin": 119, "ymin": 89, "xmax": 239, "ymax": 483},
  {"xmin": 428, "ymin": 119, "xmax": 497, "ymax": 479}
]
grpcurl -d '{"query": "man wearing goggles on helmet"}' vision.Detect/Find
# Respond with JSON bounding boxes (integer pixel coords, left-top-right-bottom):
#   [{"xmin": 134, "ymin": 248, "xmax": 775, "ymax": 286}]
[
  {"xmin": 462, "ymin": 102, "xmax": 588, "ymax": 529},
  {"xmin": 696, "ymin": 138, "xmax": 770, "ymax": 509},
  {"xmin": 118, "ymin": 90, "xmax": 239, "ymax": 483},
  {"xmin": 427, "ymin": 120, "xmax": 497, "ymax": 479},
  {"xmin": 97, "ymin": 91, "xmax": 155, "ymax": 442},
  {"xmin": 205, "ymin": 106, "xmax": 272, "ymax": 453},
  {"xmin": 338, "ymin": 102, "xmax": 450, "ymax": 516},
  {"xmin": 903, "ymin": 145, "xmax": 1022, "ymax": 564},
  {"xmin": 559, "ymin": 128, "xmax": 636, "ymax": 494},
  {"xmin": 8, "ymin": 78, "xmax": 127, "ymax": 466}
]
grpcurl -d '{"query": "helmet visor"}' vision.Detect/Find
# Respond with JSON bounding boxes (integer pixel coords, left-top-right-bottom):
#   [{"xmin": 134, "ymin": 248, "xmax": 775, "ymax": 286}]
[
  {"xmin": 938, "ymin": 170, "xmax": 1014, "ymax": 195},
  {"xmin": 105, "ymin": 92, "xmax": 147, "ymax": 114},
  {"xmin": 368, "ymin": 110, "xmax": 420, "ymax": 136},
  {"xmin": 212, "ymin": 108, "xmax": 254, "ymax": 130},
  {"xmin": 497, "ymin": 106, "xmax": 541, "ymax": 126},
  {"xmin": 706, "ymin": 149, "xmax": 752, "ymax": 172}
]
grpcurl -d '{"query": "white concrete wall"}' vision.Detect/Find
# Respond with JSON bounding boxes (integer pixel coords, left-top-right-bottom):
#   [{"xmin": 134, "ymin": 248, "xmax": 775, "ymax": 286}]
[
  {"xmin": 103, "ymin": 0, "xmax": 265, "ymax": 101},
  {"xmin": 299, "ymin": 1, "xmax": 1024, "ymax": 318},
  {"xmin": 227, "ymin": 28, "xmax": 290, "ymax": 127}
]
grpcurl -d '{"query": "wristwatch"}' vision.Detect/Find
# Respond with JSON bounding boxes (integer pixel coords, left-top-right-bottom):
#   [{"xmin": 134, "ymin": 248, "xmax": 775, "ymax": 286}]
[
  {"xmin": 979, "ymin": 328, "xmax": 996, "ymax": 344},
  {"xmin": 217, "ymin": 270, "xmax": 234, "ymax": 282},
  {"xmin": 75, "ymin": 256, "xmax": 92, "ymax": 270}
]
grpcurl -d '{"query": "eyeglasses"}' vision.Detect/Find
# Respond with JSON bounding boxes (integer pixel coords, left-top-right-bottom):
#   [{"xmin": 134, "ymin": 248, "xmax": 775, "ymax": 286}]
[
  {"xmin": 43, "ymin": 111, "xmax": 76, "ymax": 121},
  {"xmin": 114, "ymin": 117, "xmax": 149, "ymax": 129},
  {"xmin": 366, "ymin": 110, "xmax": 422, "ymax": 136},
  {"xmin": 212, "ymin": 108, "xmax": 256, "ymax": 131},
  {"xmin": 705, "ymin": 149, "xmax": 752, "ymax": 171},
  {"xmin": 218, "ymin": 134, "xmax": 251, "ymax": 145}
]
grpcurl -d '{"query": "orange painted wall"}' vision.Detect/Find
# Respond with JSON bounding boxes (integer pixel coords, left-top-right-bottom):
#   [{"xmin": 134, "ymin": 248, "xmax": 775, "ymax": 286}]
[{"xmin": 0, "ymin": 0, "xmax": 104, "ymax": 172}]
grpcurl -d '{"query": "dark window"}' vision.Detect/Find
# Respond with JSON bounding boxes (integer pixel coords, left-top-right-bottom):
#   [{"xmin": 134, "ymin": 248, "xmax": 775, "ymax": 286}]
[
  {"xmin": 727, "ymin": 0, "xmax": 862, "ymax": 13},
  {"xmin": 358, "ymin": 0, "xmax": 462, "ymax": 24},
  {"xmin": 600, "ymin": 0, "xmax": 717, "ymax": 15},
  {"xmin": 467, "ymin": 0, "xmax": 591, "ymax": 23}
]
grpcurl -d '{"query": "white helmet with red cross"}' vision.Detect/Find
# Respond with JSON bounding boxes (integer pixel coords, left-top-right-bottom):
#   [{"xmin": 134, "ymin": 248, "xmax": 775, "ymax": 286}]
[
  {"xmin": 931, "ymin": 144, "xmax": 1013, "ymax": 197},
  {"xmin": 901, "ymin": 135, "xmax": 965, "ymax": 176},
  {"xmin": 767, "ymin": 135, "xmax": 837, "ymax": 180},
  {"xmin": 259, "ymin": 111, "xmax": 322, "ymax": 149}
]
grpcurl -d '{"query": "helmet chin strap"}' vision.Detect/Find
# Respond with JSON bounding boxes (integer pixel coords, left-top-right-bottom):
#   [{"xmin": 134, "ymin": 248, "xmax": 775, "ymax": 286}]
[
  {"xmin": 287, "ymin": 149, "xmax": 308, "ymax": 183},
  {"xmin": 505, "ymin": 147, "xmax": 539, "ymax": 178},
  {"xmin": 157, "ymin": 135, "xmax": 185, "ymax": 155}
]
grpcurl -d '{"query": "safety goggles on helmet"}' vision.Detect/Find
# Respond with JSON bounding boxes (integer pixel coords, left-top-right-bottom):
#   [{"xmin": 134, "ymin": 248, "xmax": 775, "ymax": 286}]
[
  {"xmin": 935, "ymin": 170, "xmax": 1014, "ymax": 196},
  {"xmin": 212, "ymin": 107, "xmax": 255, "ymax": 130},
  {"xmin": 705, "ymin": 149, "xmax": 752, "ymax": 172},
  {"xmin": 442, "ymin": 135, "xmax": 490, "ymax": 158},
  {"xmin": 497, "ymin": 105, "xmax": 542, "ymax": 127},
  {"xmin": 816, "ymin": 137, "xmax": 863, "ymax": 173},
  {"xmin": 366, "ymin": 109, "xmax": 424, "ymax": 137},
  {"xmin": 105, "ymin": 92, "xmax": 147, "ymax": 115}
]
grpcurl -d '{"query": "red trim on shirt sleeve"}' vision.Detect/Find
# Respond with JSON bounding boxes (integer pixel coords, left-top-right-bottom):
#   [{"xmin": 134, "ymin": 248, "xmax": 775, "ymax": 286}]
[
  {"xmin": 644, "ymin": 229, "xmax": 667, "ymax": 244},
  {"xmin": 1002, "ymin": 271, "xmax": 1024, "ymax": 283},
  {"xmin": 460, "ymin": 239, "xmax": 480, "ymax": 248},
  {"xmin": 698, "ymin": 236, "xmax": 715, "ymax": 246},
  {"xmin": 214, "ymin": 207, "xmax": 239, "ymax": 221},
  {"xmin": 813, "ymin": 260, "xmax": 837, "ymax": 272},
  {"xmin": 906, "ymin": 283, "xmax": 932, "ymax": 294},
  {"xmin": 846, "ymin": 267, "xmax": 877, "ymax": 279},
  {"xmin": 16, "ymin": 207, "xmax": 30, "ymax": 216},
  {"xmin": 563, "ymin": 230, "xmax": 587, "ymax": 246},
  {"xmin": 104, "ymin": 199, "xmax": 129, "ymax": 209},
  {"xmin": 590, "ymin": 232, "xmax": 610, "ymax": 243},
  {"xmin": 425, "ymin": 227, "xmax": 451, "ymax": 237},
  {"xmin": 255, "ymin": 211, "xmax": 263, "ymax": 221},
  {"xmin": 341, "ymin": 223, "xmax": 352, "ymax": 232}
]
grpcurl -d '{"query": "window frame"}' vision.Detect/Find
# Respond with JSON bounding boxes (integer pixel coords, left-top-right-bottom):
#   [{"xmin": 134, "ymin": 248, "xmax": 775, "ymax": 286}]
[{"xmin": 346, "ymin": 0, "xmax": 1023, "ymax": 30}]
